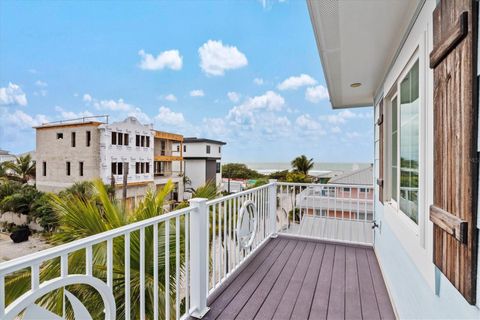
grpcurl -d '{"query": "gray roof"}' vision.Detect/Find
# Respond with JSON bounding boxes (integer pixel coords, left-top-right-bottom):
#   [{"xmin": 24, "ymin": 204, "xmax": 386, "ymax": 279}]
[
  {"xmin": 327, "ymin": 165, "xmax": 373, "ymax": 185},
  {"xmin": 0, "ymin": 149, "xmax": 10, "ymax": 155},
  {"xmin": 183, "ymin": 137, "xmax": 226, "ymax": 145}
]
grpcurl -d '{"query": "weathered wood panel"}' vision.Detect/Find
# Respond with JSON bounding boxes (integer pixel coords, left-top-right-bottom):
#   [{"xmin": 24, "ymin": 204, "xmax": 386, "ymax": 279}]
[{"xmin": 430, "ymin": 0, "xmax": 478, "ymax": 304}]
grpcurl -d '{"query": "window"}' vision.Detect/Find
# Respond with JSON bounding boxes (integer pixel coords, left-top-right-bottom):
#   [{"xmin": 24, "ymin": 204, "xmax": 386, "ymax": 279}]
[
  {"xmin": 79, "ymin": 161, "xmax": 84, "ymax": 176},
  {"xmin": 146, "ymin": 136, "xmax": 150, "ymax": 148},
  {"xmin": 141, "ymin": 136, "xmax": 145, "ymax": 147},
  {"xmin": 124, "ymin": 133, "xmax": 129, "ymax": 146},
  {"xmin": 42, "ymin": 161, "xmax": 47, "ymax": 176},
  {"xmin": 216, "ymin": 162, "xmax": 221, "ymax": 173},
  {"xmin": 136, "ymin": 135, "xmax": 140, "ymax": 147},
  {"xmin": 141, "ymin": 162, "xmax": 145, "ymax": 174},
  {"xmin": 56, "ymin": 133, "xmax": 63, "ymax": 140},
  {"xmin": 136, "ymin": 162, "xmax": 140, "ymax": 174},
  {"xmin": 71, "ymin": 132, "xmax": 76, "ymax": 147},
  {"xmin": 112, "ymin": 132, "xmax": 117, "ymax": 145},
  {"xmin": 146, "ymin": 162, "xmax": 150, "ymax": 174},
  {"xmin": 176, "ymin": 145, "xmax": 180, "ymax": 152},
  {"xmin": 86, "ymin": 131, "xmax": 91, "ymax": 147},
  {"xmin": 183, "ymin": 145, "xmax": 186, "ymax": 152},
  {"xmin": 388, "ymin": 60, "xmax": 419, "ymax": 224},
  {"xmin": 66, "ymin": 162, "xmax": 71, "ymax": 176},
  {"xmin": 118, "ymin": 162, "xmax": 123, "ymax": 175},
  {"xmin": 343, "ymin": 187, "xmax": 351, "ymax": 192},
  {"xmin": 206, "ymin": 145, "xmax": 211, "ymax": 154},
  {"xmin": 111, "ymin": 162, "xmax": 117, "ymax": 175},
  {"xmin": 118, "ymin": 133, "xmax": 123, "ymax": 146},
  {"xmin": 219, "ymin": 146, "xmax": 221, "ymax": 153},
  {"xmin": 360, "ymin": 188, "xmax": 367, "ymax": 193}
]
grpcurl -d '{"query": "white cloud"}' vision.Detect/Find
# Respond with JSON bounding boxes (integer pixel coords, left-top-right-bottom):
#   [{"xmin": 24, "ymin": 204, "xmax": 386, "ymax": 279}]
[
  {"xmin": 202, "ymin": 117, "xmax": 229, "ymax": 136},
  {"xmin": 326, "ymin": 110, "xmax": 357, "ymax": 124},
  {"xmin": 346, "ymin": 131, "xmax": 361, "ymax": 139},
  {"xmin": 277, "ymin": 74, "xmax": 317, "ymax": 91},
  {"xmin": 155, "ymin": 106, "xmax": 185, "ymax": 125},
  {"xmin": 305, "ymin": 85, "xmax": 329, "ymax": 103},
  {"xmin": 227, "ymin": 91, "xmax": 241, "ymax": 103},
  {"xmin": 83, "ymin": 94, "xmax": 92, "ymax": 102},
  {"xmin": 227, "ymin": 91, "xmax": 285, "ymax": 128},
  {"xmin": 295, "ymin": 114, "xmax": 322, "ymax": 131},
  {"xmin": 331, "ymin": 126, "xmax": 342, "ymax": 133},
  {"xmin": 34, "ymin": 90, "xmax": 48, "ymax": 97},
  {"xmin": 35, "ymin": 80, "xmax": 48, "ymax": 87},
  {"xmin": 190, "ymin": 89, "xmax": 205, "ymax": 97},
  {"xmin": 2, "ymin": 109, "xmax": 48, "ymax": 129},
  {"xmin": 55, "ymin": 106, "xmax": 94, "ymax": 119},
  {"xmin": 253, "ymin": 78, "xmax": 264, "ymax": 85},
  {"xmin": 198, "ymin": 40, "xmax": 248, "ymax": 76},
  {"xmin": 93, "ymin": 98, "xmax": 133, "ymax": 111},
  {"xmin": 0, "ymin": 83, "xmax": 28, "ymax": 106},
  {"xmin": 128, "ymin": 107, "xmax": 152, "ymax": 124},
  {"xmin": 164, "ymin": 94, "xmax": 177, "ymax": 102},
  {"xmin": 138, "ymin": 49, "xmax": 183, "ymax": 71}
]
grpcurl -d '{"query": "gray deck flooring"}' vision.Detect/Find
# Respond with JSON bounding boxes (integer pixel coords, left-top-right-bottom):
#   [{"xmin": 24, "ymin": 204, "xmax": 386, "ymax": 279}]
[{"xmin": 202, "ymin": 236, "xmax": 394, "ymax": 320}]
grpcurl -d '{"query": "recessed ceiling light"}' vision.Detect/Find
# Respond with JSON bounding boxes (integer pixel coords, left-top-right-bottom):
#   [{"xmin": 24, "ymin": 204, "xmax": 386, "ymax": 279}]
[{"xmin": 350, "ymin": 82, "xmax": 362, "ymax": 88}]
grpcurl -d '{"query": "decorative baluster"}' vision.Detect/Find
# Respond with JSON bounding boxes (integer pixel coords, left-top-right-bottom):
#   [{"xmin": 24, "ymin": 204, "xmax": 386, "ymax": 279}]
[
  {"xmin": 140, "ymin": 228, "xmax": 145, "ymax": 320},
  {"xmin": 125, "ymin": 233, "xmax": 131, "ymax": 320},
  {"xmin": 165, "ymin": 221, "xmax": 170, "ymax": 319},
  {"xmin": 153, "ymin": 224, "xmax": 158, "ymax": 320},
  {"xmin": 175, "ymin": 216, "xmax": 180, "ymax": 320}
]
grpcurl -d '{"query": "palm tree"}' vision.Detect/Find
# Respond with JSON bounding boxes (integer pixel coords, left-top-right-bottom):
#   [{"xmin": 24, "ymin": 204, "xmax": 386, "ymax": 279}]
[
  {"xmin": 5, "ymin": 179, "xmax": 184, "ymax": 319},
  {"xmin": 4, "ymin": 154, "xmax": 36, "ymax": 183},
  {"xmin": 291, "ymin": 155, "xmax": 314, "ymax": 175}
]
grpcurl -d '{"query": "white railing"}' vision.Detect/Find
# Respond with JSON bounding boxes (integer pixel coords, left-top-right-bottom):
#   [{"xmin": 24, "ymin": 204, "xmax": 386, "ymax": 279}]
[
  {"xmin": 0, "ymin": 181, "xmax": 373, "ymax": 319},
  {"xmin": 276, "ymin": 182, "xmax": 375, "ymax": 245}
]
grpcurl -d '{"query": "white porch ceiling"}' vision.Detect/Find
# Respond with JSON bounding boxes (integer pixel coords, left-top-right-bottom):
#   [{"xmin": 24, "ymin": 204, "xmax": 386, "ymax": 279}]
[{"xmin": 308, "ymin": 0, "xmax": 423, "ymax": 109}]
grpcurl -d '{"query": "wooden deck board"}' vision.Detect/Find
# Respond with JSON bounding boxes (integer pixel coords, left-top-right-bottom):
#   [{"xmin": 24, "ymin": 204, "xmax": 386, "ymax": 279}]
[{"xmin": 204, "ymin": 236, "xmax": 394, "ymax": 320}]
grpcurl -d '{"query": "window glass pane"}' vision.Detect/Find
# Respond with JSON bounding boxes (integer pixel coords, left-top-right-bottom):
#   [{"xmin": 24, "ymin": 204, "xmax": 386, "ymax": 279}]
[
  {"xmin": 399, "ymin": 60, "xmax": 419, "ymax": 223},
  {"xmin": 391, "ymin": 97, "xmax": 398, "ymax": 201}
]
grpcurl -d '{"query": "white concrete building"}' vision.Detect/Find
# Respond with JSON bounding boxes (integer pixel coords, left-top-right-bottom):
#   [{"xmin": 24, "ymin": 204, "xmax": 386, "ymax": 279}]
[
  {"xmin": 0, "ymin": 149, "xmax": 16, "ymax": 163},
  {"xmin": 35, "ymin": 116, "xmax": 184, "ymax": 209},
  {"xmin": 172, "ymin": 137, "xmax": 226, "ymax": 195}
]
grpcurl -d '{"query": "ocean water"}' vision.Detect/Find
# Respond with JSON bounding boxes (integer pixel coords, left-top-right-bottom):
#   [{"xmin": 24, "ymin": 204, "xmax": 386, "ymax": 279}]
[{"xmin": 244, "ymin": 162, "xmax": 372, "ymax": 175}]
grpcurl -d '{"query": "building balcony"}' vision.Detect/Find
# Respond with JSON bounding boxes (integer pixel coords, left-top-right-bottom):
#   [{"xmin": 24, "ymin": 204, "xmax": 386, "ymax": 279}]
[{"xmin": 0, "ymin": 181, "xmax": 392, "ymax": 320}]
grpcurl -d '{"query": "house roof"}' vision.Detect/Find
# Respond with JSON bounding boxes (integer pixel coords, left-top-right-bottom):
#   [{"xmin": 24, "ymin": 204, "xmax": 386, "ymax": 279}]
[
  {"xmin": 183, "ymin": 137, "xmax": 226, "ymax": 145},
  {"xmin": 328, "ymin": 165, "xmax": 373, "ymax": 186},
  {"xmin": 0, "ymin": 149, "xmax": 10, "ymax": 155},
  {"xmin": 307, "ymin": 0, "xmax": 423, "ymax": 108}
]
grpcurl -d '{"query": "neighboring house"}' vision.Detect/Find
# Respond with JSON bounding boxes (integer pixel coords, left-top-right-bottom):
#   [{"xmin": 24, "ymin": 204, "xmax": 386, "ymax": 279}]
[
  {"xmin": 0, "ymin": 149, "xmax": 16, "ymax": 163},
  {"xmin": 296, "ymin": 166, "xmax": 374, "ymax": 220},
  {"xmin": 35, "ymin": 116, "xmax": 184, "ymax": 208},
  {"xmin": 309, "ymin": 0, "xmax": 480, "ymax": 317},
  {"xmin": 172, "ymin": 137, "xmax": 226, "ymax": 195}
]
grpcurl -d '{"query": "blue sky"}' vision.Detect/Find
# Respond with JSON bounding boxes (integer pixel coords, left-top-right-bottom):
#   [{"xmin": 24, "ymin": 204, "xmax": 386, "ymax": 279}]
[{"xmin": 0, "ymin": 0, "xmax": 373, "ymax": 163}]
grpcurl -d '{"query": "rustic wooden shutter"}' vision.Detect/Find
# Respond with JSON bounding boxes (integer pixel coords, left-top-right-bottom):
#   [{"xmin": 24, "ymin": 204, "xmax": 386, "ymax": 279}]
[
  {"xmin": 429, "ymin": 0, "xmax": 478, "ymax": 304},
  {"xmin": 376, "ymin": 99, "xmax": 384, "ymax": 204}
]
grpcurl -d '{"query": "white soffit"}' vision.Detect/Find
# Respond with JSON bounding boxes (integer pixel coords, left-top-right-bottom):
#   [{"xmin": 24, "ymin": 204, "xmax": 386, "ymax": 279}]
[{"xmin": 308, "ymin": 0, "xmax": 422, "ymax": 109}]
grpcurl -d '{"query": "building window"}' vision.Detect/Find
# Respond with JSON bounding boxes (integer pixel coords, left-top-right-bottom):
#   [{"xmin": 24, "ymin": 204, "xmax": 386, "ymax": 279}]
[
  {"xmin": 124, "ymin": 133, "xmax": 129, "ymax": 146},
  {"xmin": 206, "ymin": 145, "xmax": 211, "ymax": 154},
  {"xmin": 66, "ymin": 161, "xmax": 71, "ymax": 176},
  {"xmin": 112, "ymin": 132, "xmax": 117, "ymax": 145},
  {"xmin": 136, "ymin": 162, "xmax": 140, "ymax": 174},
  {"xmin": 146, "ymin": 136, "xmax": 150, "ymax": 148},
  {"xmin": 146, "ymin": 162, "xmax": 150, "ymax": 174},
  {"xmin": 118, "ymin": 162, "xmax": 123, "ymax": 175},
  {"xmin": 112, "ymin": 162, "xmax": 117, "ymax": 175},
  {"xmin": 136, "ymin": 135, "xmax": 140, "ymax": 147},
  {"xmin": 71, "ymin": 132, "xmax": 76, "ymax": 147},
  {"xmin": 183, "ymin": 145, "xmax": 186, "ymax": 152},
  {"xmin": 79, "ymin": 161, "xmax": 84, "ymax": 176},
  {"xmin": 343, "ymin": 187, "xmax": 351, "ymax": 192},
  {"xmin": 360, "ymin": 188, "xmax": 367, "ymax": 193},
  {"xmin": 86, "ymin": 131, "xmax": 91, "ymax": 147},
  {"xmin": 118, "ymin": 133, "xmax": 123, "ymax": 146},
  {"xmin": 141, "ymin": 162, "xmax": 145, "ymax": 174},
  {"xmin": 219, "ymin": 146, "xmax": 221, "ymax": 153},
  {"xmin": 56, "ymin": 133, "xmax": 63, "ymax": 140},
  {"xmin": 388, "ymin": 59, "xmax": 419, "ymax": 224},
  {"xmin": 42, "ymin": 161, "xmax": 47, "ymax": 176},
  {"xmin": 216, "ymin": 162, "xmax": 221, "ymax": 173},
  {"xmin": 176, "ymin": 145, "xmax": 180, "ymax": 152}
]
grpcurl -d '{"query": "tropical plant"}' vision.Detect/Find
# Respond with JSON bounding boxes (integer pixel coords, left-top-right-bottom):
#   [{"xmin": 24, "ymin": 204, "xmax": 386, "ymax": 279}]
[
  {"xmin": 4, "ymin": 154, "xmax": 36, "ymax": 183},
  {"xmin": 0, "ymin": 184, "xmax": 41, "ymax": 215},
  {"xmin": 291, "ymin": 155, "xmax": 314, "ymax": 175},
  {"xmin": 5, "ymin": 179, "xmax": 184, "ymax": 319},
  {"xmin": 268, "ymin": 170, "xmax": 289, "ymax": 181},
  {"xmin": 286, "ymin": 171, "xmax": 312, "ymax": 183},
  {"xmin": 176, "ymin": 180, "xmax": 219, "ymax": 209},
  {"xmin": 31, "ymin": 193, "xmax": 58, "ymax": 231},
  {"xmin": 222, "ymin": 163, "xmax": 264, "ymax": 179}
]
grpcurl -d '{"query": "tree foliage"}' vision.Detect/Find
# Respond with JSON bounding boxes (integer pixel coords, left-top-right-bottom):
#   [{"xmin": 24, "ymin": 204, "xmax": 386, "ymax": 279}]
[
  {"xmin": 291, "ymin": 155, "xmax": 314, "ymax": 175},
  {"xmin": 222, "ymin": 163, "xmax": 264, "ymax": 179},
  {"xmin": 3, "ymin": 154, "xmax": 36, "ymax": 183}
]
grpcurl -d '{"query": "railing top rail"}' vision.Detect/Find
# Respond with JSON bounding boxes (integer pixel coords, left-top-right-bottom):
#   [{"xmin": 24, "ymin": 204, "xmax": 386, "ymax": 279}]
[
  {"xmin": 276, "ymin": 182, "xmax": 374, "ymax": 189},
  {"xmin": 206, "ymin": 183, "xmax": 273, "ymax": 205},
  {"xmin": 0, "ymin": 206, "xmax": 193, "ymax": 275}
]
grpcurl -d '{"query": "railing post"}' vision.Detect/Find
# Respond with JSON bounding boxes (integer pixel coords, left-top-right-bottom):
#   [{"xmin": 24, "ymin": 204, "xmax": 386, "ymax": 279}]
[
  {"xmin": 268, "ymin": 179, "xmax": 278, "ymax": 238},
  {"xmin": 188, "ymin": 198, "xmax": 210, "ymax": 318}
]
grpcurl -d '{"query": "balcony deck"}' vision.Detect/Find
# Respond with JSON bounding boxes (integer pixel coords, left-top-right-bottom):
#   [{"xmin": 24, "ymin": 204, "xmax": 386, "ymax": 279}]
[{"xmin": 202, "ymin": 236, "xmax": 394, "ymax": 320}]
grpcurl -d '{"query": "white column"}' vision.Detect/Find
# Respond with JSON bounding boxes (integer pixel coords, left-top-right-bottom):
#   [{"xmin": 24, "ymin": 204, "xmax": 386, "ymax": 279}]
[
  {"xmin": 268, "ymin": 179, "xmax": 278, "ymax": 238},
  {"xmin": 188, "ymin": 198, "xmax": 210, "ymax": 318}
]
